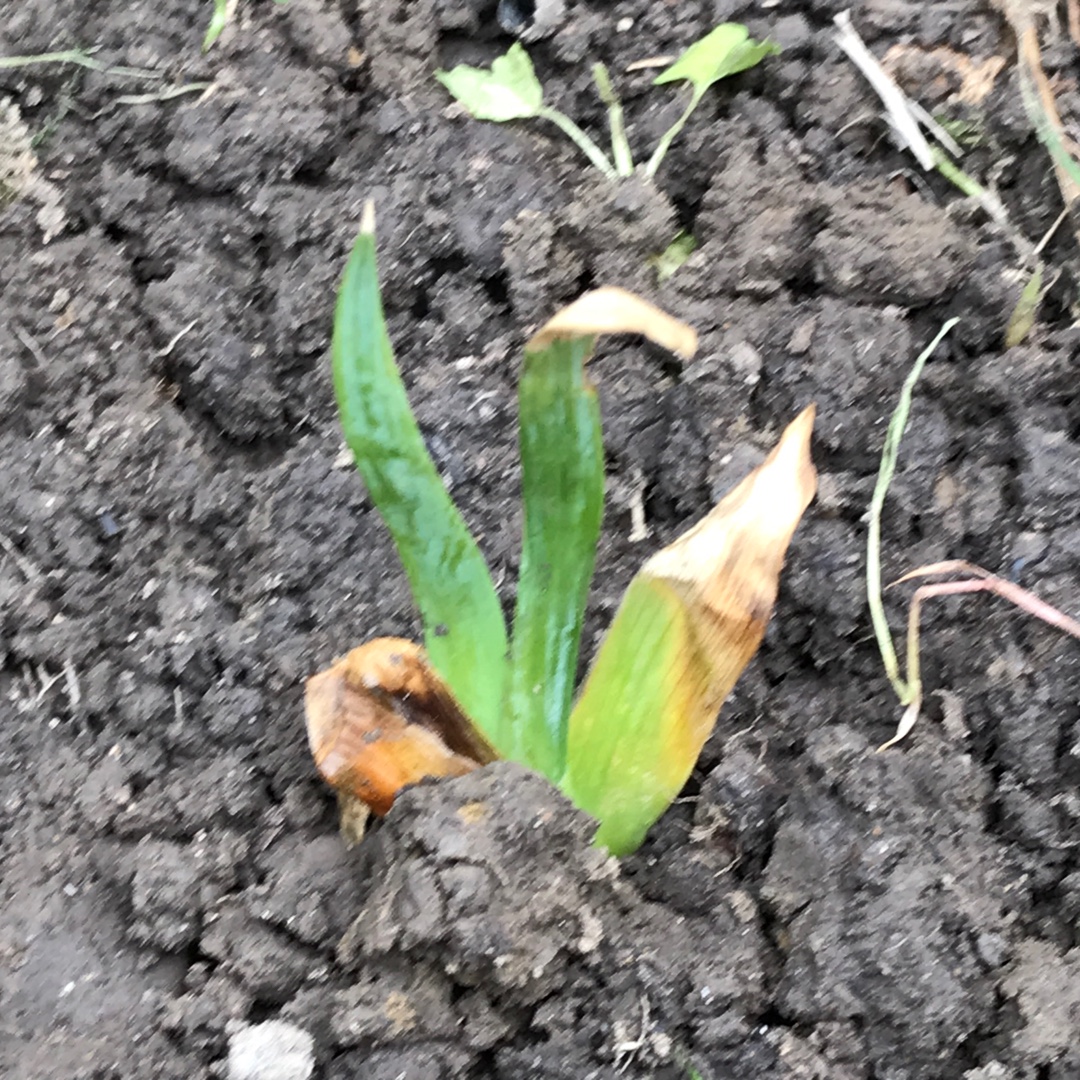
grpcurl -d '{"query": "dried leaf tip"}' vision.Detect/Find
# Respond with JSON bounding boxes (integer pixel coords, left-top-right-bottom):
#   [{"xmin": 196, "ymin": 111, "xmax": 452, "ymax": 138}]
[
  {"xmin": 643, "ymin": 404, "xmax": 816, "ymax": 590},
  {"xmin": 526, "ymin": 287, "xmax": 698, "ymax": 360},
  {"xmin": 359, "ymin": 199, "xmax": 376, "ymax": 236}
]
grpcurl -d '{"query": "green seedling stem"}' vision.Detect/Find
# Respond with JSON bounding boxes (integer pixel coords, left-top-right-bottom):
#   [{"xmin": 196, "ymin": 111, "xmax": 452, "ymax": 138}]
[
  {"xmin": 643, "ymin": 91, "xmax": 701, "ymax": 180},
  {"xmin": 866, "ymin": 318, "xmax": 958, "ymax": 705},
  {"xmin": 537, "ymin": 106, "xmax": 617, "ymax": 180},
  {"xmin": 591, "ymin": 63, "xmax": 634, "ymax": 178},
  {"xmin": 0, "ymin": 50, "xmax": 103, "ymax": 71},
  {"xmin": 931, "ymin": 149, "xmax": 1010, "ymax": 229}
]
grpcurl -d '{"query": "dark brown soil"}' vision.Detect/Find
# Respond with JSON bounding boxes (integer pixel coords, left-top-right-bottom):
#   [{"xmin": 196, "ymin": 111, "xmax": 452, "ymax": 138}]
[{"xmin": 3, "ymin": 1, "xmax": 1080, "ymax": 1078}]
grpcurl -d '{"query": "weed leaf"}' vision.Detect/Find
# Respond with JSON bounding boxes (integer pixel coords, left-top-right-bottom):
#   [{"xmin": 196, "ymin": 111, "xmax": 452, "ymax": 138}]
[
  {"xmin": 649, "ymin": 231, "xmax": 698, "ymax": 282},
  {"xmin": 653, "ymin": 23, "xmax": 780, "ymax": 102},
  {"xmin": 1004, "ymin": 264, "xmax": 1043, "ymax": 348},
  {"xmin": 436, "ymin": 42, "xmax": 544, "ymax": 121}
]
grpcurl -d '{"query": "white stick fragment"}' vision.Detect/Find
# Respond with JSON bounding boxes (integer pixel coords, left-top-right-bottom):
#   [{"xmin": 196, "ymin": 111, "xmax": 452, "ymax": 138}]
[{"xmin": 832, "ymin": 10, "xmax": 936, "ymax": 169}]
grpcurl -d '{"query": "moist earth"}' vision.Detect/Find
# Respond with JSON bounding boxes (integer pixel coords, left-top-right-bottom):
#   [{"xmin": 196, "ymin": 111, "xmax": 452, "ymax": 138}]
[{"xmin": 2, "ymin": 1, "xmax": 1080, "ymax": 1078}]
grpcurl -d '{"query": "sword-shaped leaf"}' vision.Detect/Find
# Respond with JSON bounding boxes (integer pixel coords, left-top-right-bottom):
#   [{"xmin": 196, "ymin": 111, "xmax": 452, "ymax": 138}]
[
  {"xmin": 502, "ymin": 289, "xmax": 697, "ymax": 780},
  {"xmin": 332, "ymin": 204, "xmax": 508, "ymax": 737}
]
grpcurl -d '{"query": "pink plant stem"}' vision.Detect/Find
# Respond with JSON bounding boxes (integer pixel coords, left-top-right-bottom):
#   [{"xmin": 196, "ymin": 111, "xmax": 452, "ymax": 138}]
[
  {"xmin": 877, "ymin": 560, "xmax": 1080, "ymax": 751},
  {"xmin": 896, "ymin": 561, "xmax": 1080, "ymax": 642}
]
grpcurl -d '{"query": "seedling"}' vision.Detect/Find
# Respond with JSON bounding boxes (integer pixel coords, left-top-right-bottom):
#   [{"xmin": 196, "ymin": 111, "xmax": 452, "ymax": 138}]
[
  {"xmin": 867, "ymin": 319, "xmax": 1080, "ymax": 750},
  {"xmin": 436, "ymin": 25, "xmax": 779, "ymax": 182},
  {"xmin": 649, "ymin": 231, "xmax": 698, "ymax": 283},
  {"xmin": 204, "ymin": 0, "xmax": 290, "ymax": 52},
  {"xmin": 1004, "ymin": 263, "xmax": 1043, "ymax": 348},
  {"xmin": 306, "ymin": 205, "xmax": 816, "ymax": 854}
]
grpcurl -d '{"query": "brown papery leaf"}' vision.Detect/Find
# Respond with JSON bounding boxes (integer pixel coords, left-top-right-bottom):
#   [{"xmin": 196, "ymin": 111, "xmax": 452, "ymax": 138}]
[
  {"xmin": 525, "ymin": 286, "xmax": 698, "ymax": 360},
  {"xmin": 305, "ymin": 638, "xmax": 498, "ymax": 816}
]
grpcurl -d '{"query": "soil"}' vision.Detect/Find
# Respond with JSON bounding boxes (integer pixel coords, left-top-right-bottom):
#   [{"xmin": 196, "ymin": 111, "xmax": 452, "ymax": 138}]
[{"xmin": 3, "ymin": 1, "xmax": 1080, "ymax": 1078}]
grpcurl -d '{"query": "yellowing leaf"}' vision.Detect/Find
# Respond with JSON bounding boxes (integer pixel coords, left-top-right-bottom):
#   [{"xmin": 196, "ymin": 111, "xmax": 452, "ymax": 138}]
[{"xmin": 562, "ymin": 406, "xmax": 817, "ymax": 854}]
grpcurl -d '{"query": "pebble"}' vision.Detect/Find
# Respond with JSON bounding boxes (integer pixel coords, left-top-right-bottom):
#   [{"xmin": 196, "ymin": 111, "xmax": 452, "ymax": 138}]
[{"xmin": 227, "ymin": 1021, "xmax": 315, "ymax": 1080}]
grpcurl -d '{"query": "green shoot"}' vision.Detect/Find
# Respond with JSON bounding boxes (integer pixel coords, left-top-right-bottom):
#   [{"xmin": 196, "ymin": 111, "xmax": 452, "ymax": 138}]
[
  {"xmin": 649, "ymin": 231, "xmax": 697, "ymax": 283},
  {"xmin": 1025, "ymin": 84, "xmax": 1080, "ymax": 192},
  {"xmin": 1004, "ymin": 264, "xmax": 1043, "ymax": 348},
  {"xmin": 436, "ymin": 44, "xmax": 617, "ymax": 180},
  {"xmin": 866, "ymin": 318, "xmax": 959, "ymax": 706},
  {"xmin": 204, "ymin": 0, "xmax": 291, "ymax": 52},
  {"xmin": 204, "ymin": 0, "xmax": 232, "ymax": 51},
  {"xmin": 645, "ymin": 24, "xmax": 780, "ymax": 178},
  {"xmin": 0, "ymin": 49, "xmax": 106, "ymax": 72},
  {"xmin": 592, "ymin": 62, "xmax": 634, "ymax": 178},
  {"xmin": 1005, "ymin": 14, "xmax": 1080, "ymax": 222},
  {"xmin": 332, "ymin": 205, "xmax": 509, "ymax": 737},
  {"xmin": 931, "ymin": 148, "xmax": 1010, "ymax": 228},
  {"xmin": 436, "ymin": 27, "xmax": 779, "ymax": 184},
  {"xmin": 503, "ymin": 336, "xmax": 605, "ymax": 777}
]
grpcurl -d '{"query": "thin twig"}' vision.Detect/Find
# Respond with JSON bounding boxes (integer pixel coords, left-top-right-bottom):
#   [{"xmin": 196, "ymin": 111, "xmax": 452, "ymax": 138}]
[
  {"xmin": 63, "ymin": 659, "xmax": 81, "ymax": 710},
  {"xmin": 625, "ymin": 56, "xmax": 675, "ymax": 73},
  {"xmin": 891, "ymin": 560, "xmax": 1080, "ymax": 639},
  {"xmin": 834, "ymin": 9, "xmax": 1016, "ymax": 233},
  {"xmin": 156, "ymin": 320, "xmax": 198, "ymax": 357},
  {"xmin": 907, "ymin": 97, "xmax": 963, "ymax": 157},
  {"xmin": 1031, "ymin": 205, "xmax": 1070, "ymax": 260},
  {"xmin": 833, "ymin": 10, "xmax": 935, "ymax": 169},
  {"xmin": 0, "ymin": 532, "xmax": 41, "ymax": 581}
]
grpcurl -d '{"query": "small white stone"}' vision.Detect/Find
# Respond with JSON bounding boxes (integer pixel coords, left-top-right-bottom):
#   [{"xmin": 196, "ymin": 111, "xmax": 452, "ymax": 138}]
[
  {"xmin": 227, "ymin": 1021, "xmax": 315, "ymax": 1080},
  {"xmin": 616, "ymin": 17, "xmax": 633, "ymax": 31}
]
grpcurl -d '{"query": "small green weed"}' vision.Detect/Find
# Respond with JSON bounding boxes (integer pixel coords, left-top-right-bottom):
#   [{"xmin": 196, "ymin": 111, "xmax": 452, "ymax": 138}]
[{"xmin": 436, "ymin": 25, "xmax": 778, "ymax": 181}]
